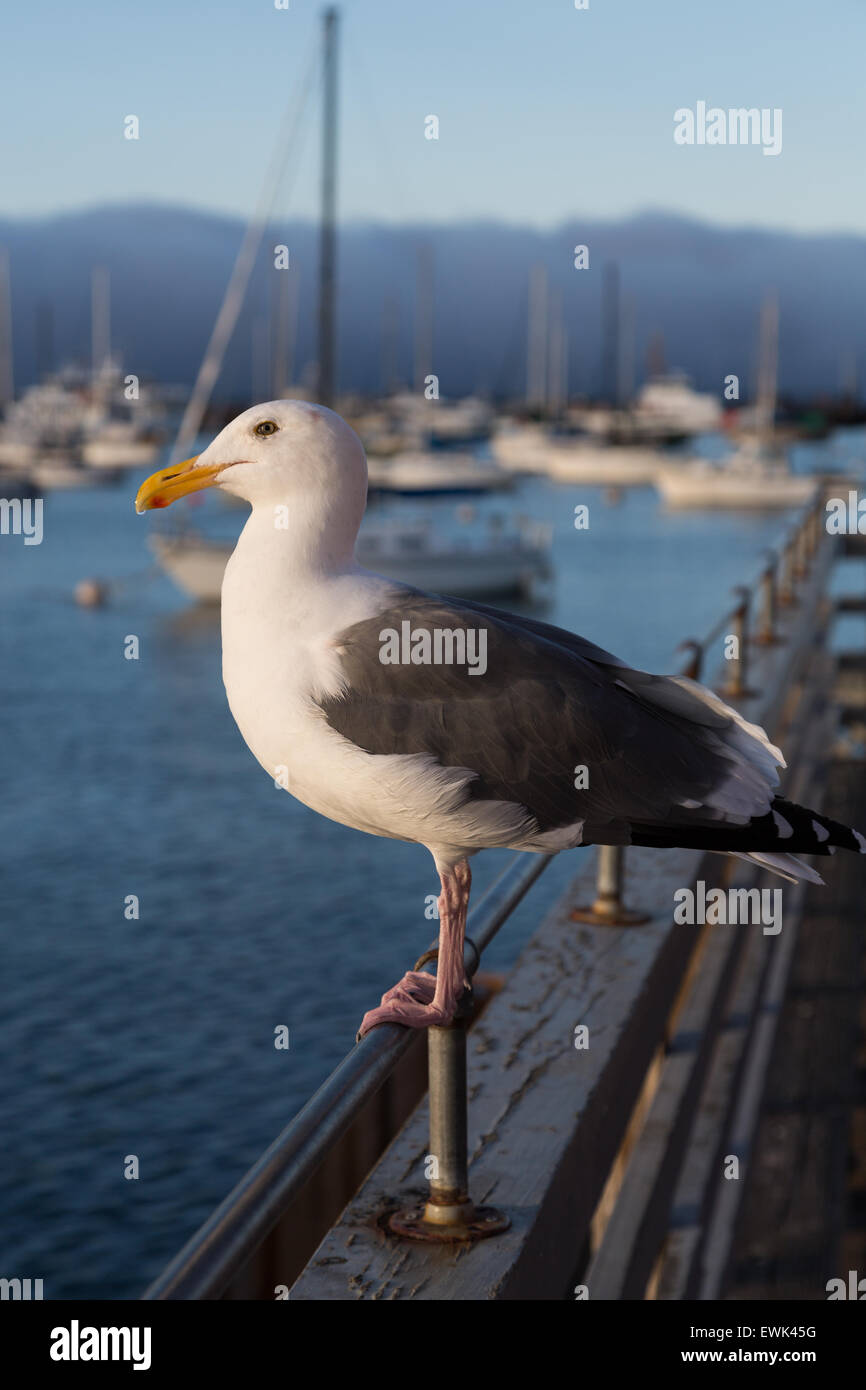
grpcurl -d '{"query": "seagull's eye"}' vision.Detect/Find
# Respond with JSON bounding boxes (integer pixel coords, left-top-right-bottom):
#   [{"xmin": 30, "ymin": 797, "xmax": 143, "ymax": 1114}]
[{"xmin": 254, "ymin": 420, "xmax": 278, "ymax": 437}]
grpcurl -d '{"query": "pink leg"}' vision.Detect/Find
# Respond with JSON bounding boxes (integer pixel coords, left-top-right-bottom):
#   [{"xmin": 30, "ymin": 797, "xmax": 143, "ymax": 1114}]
[{"xmin": 357, "ymin": 860, "xmax": 472, "ymax": 1038}]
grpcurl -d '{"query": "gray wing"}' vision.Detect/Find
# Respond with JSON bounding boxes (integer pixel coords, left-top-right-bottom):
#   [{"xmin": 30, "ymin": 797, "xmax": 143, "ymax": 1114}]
[{"xmin": 318, "ymin": 590, "xmax": 778, "ymax": 844}]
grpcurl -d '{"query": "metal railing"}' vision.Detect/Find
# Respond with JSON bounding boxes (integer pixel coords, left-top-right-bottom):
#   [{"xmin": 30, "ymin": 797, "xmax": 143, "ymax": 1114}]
[
  {"xmin": 142, "ymin": 491, "xmax": 828, "ymax": 1299},
  {"xmin": 143, "ymin": 851, "xmax": 553, "ymax": 1297}
]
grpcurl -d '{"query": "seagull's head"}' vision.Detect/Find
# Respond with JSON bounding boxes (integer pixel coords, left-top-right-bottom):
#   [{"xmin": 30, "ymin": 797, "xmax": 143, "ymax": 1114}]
[{"xmin": 135, "ymin": 399, "xmax": 368, "ymax": 529}]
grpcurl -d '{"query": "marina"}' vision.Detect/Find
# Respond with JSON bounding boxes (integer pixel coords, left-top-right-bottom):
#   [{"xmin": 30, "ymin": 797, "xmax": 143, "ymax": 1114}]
[{"xmin": 0, "ymin": 360, "xmax": 166, "ymax": 489}]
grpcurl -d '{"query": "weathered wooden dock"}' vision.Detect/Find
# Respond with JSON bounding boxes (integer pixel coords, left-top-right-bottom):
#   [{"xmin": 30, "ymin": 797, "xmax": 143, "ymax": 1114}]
[
  {"xmin": 140, "ymin": 494, "xmax": 866, "ymax": 1301},
  {"xmin": 722, "ymin": 746, "xmax": 866, "ymax": 1298}
]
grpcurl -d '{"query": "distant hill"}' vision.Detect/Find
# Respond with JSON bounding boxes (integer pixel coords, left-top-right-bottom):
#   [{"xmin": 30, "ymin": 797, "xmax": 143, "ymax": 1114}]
[{"xmin": 0, "ymin": 203, "xmax": 863, "ymax": 401}]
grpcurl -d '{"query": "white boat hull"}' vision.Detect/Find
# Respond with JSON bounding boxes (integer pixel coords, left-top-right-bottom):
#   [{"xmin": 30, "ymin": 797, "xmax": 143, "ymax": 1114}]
[
  {"xmin": 492, "ymin": 429, "xmax": 661, "ymax": 484},
  {"xmin": 82, "ymin": 438, "xmax": 159, "ymax": 468},
  {"xmin": 151, "ymin": 531, "xmax": 551, "ymax": 603},
  {"xmin": 29, "ymin": 461, "xmax": 106, "ymax": 490},
  {"xmin": 655, "ymin": 465, "xmax": 817, "ymax": 509},
  {"xmin": 489, "ymin": 429, "xmax": 552, "ymax": 472},
  {"xmin": 544, "ymin": 445, "xmax": 661, "ymax": 485},
  {"xmin": 366, "ymin": 451, "xmax": 509, "ymax": 494},
  {"xmin": 0, "ymin": 438, "xmax": 36, "ymax": 467}
]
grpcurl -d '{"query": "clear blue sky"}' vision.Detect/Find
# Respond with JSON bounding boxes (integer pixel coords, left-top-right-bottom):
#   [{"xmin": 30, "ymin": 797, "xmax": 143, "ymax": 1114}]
[{"xmin": 1, "ymin": 0, "xmax": 863, "ymax": 231}]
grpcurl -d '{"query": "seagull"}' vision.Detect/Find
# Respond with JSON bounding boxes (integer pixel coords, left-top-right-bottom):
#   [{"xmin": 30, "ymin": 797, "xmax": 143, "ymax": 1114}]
[{"xmin": 136, "ymin": 400, "xmax": 865, "ymax": 1038}]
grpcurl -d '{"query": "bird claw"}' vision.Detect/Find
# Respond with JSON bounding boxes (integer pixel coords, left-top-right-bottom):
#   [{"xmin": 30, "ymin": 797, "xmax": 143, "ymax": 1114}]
[
  {"xmin": 356, "ymin": 929, "xmax": 479, "ymax": 1040},
  {"xmin": 356, "ymin": 969, "xmax": 449, "ymax": 1038},
  {"xmin": 414, "ymin": 935, "xmax": 479, "ymax": 991}
]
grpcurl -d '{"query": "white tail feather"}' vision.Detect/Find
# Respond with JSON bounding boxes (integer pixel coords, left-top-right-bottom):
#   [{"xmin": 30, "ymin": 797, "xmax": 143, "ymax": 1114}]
[{"xmin": 726, "ymin": 849, "xmax": 826, "ymax": 886}]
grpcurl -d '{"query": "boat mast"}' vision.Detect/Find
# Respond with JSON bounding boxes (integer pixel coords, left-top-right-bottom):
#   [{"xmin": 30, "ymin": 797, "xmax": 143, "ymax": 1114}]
[
  {"xmin": 600, "ymin": 260, "xmax": 620, "ymax": 405},
  {"xmin": 526, "ymin": 263, "xmax": 548, "ymax": 413},
  {"xmin": 272, "ymin": 264, "xmax": 298, "ymax": 398},
  {"xmin": 317, "ymin": 6, "xmax": 339, "ymax": 406},
  {"xmin": 618, "ymin": 291, "xmax": 635, "ymax": 407},
  {"xmin": 546, "ymin": 288, "xmax": 565, "ymax": 418},
  {"xmin": 413, "ymin": 242, "xmax": 434, "ymax": 393},
  {"xmin": 91, "ymin": 266, "xmax": 111, "ymax": 376},
  {"xmin": 756, "ymin": 292, "xmax": 779, "ymax": 445}
]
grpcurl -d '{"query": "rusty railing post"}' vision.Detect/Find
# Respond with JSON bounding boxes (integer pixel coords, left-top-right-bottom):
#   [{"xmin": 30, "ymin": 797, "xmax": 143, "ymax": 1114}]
[
  {"xmin": 755, "ymin": 556, "xmax": 778, "ymax": 645},
  {"xmin": 778, "ymin": 534, "xmax": 797, "ymax": 606},
  {"xmin": 809, "ymin": 498, "xmax": 823, "ymax": 559},
  {"xmin": 722, "ymin": 586, "xmax": 751, "ymax": 698},
  {"xmin": 571, "ymin": 844, "xmax": 650, "ymax": 926},
  {"xmin": 388, "ymin": 976, "xmax": 510, "ymax": 1242},
  {"xmin": 792, "ymin": 515, "xmax": 810, "ymax": 579}
]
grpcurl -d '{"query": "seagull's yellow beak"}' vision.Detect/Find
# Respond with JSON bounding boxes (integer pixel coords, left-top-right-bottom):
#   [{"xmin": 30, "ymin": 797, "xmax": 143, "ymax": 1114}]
[{"xmin": 135, "ymin": 457, "xmax": 230, "ymax": 513}]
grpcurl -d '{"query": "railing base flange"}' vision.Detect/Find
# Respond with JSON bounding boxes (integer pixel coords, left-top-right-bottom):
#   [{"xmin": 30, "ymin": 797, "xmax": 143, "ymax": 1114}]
[
  {"xmin": 570, "ymin": 903, "xmax": 650, "ymax": 927},
  {"xmin": 388, "ymin": 1203, "xmax": 510, "ymax": 1243}
]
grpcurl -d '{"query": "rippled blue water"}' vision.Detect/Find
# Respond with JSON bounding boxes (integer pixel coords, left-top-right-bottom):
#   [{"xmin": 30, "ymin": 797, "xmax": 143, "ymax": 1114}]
[{"xmin": 0, "ymin": 431, "xmax": 856, "ymax": 1297}]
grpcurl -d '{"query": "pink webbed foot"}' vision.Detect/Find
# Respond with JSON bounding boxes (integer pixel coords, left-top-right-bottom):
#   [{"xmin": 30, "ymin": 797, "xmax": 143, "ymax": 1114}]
[{"xmin": 356, "ymin": 970, "xmax": 453, "ymax": 1040}]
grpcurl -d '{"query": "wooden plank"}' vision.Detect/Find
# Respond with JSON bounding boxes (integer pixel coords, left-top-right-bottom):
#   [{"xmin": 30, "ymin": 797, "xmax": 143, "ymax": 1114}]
[
  {"xmin": 722, "ymin": 758, "xmax": 866, "ymax": 1300},
  {"xmin": 655, "ymin": 654, "xmax": 838, "ymax": 1297},
  {"xmin": 656, "ymin": 938, "xmax": 769, "ymax": 1300},
  {"xmin": 586, "ymin": 902, "xmax": 750, "ymax": 1298}
]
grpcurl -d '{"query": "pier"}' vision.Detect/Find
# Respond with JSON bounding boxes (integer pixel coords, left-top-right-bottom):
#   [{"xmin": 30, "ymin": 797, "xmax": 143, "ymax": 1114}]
[{"xmin": 142, "ymin": 490, "xmax": 866, "ymax": 1301}]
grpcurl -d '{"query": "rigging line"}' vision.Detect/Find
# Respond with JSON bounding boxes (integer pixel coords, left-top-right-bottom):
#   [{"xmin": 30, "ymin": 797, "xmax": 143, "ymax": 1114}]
[
  {"xmin": 343, "ymin": 31, "xmax": 423, "ymax": 229},
  {"xmin": 167, "ymin": 41, "xmax": 320, "ymax": 471}
]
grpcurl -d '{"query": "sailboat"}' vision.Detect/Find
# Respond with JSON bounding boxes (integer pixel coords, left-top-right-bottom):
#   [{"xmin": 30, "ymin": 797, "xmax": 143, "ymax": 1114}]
[
  {"xmin": 655, "ymin": 298, "xmax": 817, "ymax": 510},
  {"xmin": 0, "ymin": 275, "xmax": 163, "ymax": 487},
  {"xmin": 490, "ymin": 266, "xmax": 665, "ymax": 485},
  {"xmin": 654, "ymin": 438, "xmax": 817, "ymax": 509},
  {"xmin": 491, "ymin": 424, "xmax": 661, "ymax": 485},
  {"xmin": 149, "ymin": 8, "xmax": 553, "ymax": 601},
  {"xmin": 366, "ymin": 450, "xmax": 510, "ymax": 495},
  {"xmin": 150, "ymin": 509, "xmax": 552, "ymax": 603}
]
